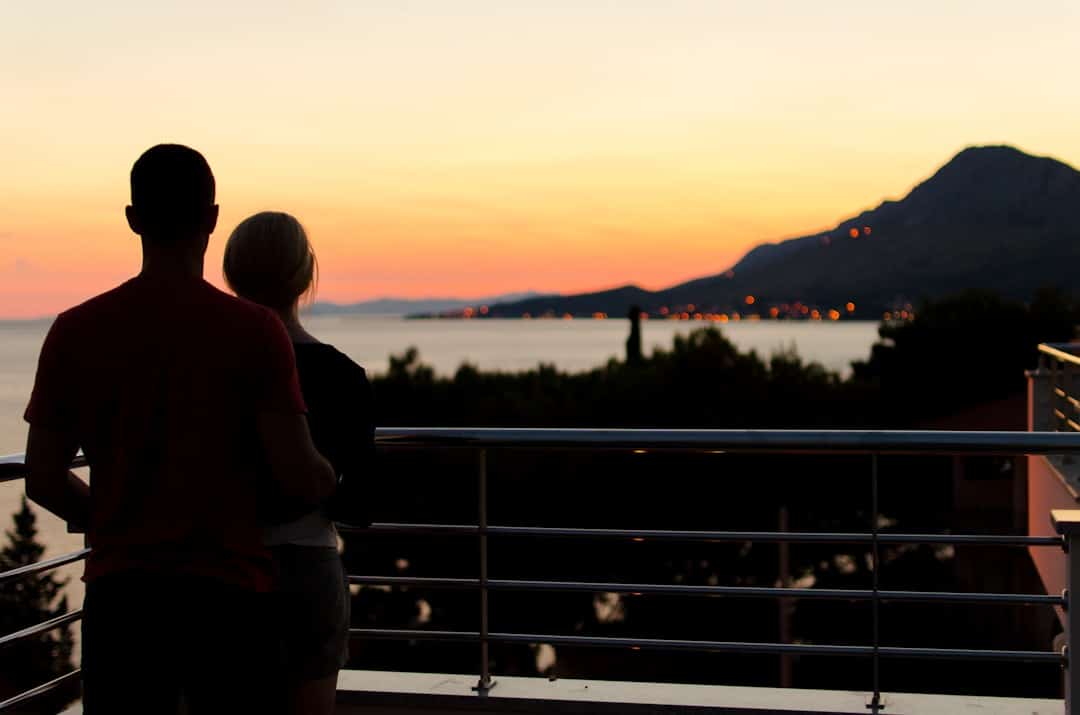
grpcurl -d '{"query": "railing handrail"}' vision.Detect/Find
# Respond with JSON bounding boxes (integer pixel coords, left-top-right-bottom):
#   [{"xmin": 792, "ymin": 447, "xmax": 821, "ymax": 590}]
[
  {"xmin": 376, "ymin": 427, "xmax": 1080, "ymax": 453},
  {"xmin": 1040, "ymin": 342, "xmax": 1080, "ymax": 367},
  {"xmin": 357, "ymin": 522, "xmax": 1065, "ymax": 546},
  {"xmin": 5, "ymin": 429, "xmax": 1080, "ymax": 480}
]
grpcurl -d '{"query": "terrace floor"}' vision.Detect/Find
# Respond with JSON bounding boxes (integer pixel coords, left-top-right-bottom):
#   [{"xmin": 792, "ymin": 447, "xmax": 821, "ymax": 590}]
[{"xmin": 59, "ymin": 671, "xmax": 1063, "ymax": 715}]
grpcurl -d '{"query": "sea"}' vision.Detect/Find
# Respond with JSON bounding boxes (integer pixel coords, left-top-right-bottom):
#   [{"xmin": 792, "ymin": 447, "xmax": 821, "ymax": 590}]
[{"xmin": 0, "ymin": 315, "xmax": 881, "ymax": 633}]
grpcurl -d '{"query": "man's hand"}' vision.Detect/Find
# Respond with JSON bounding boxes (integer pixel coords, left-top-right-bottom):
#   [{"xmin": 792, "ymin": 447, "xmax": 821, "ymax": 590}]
[{"xmin": 25, "ymin": 425, "xmax": 89, "ymax": 530}]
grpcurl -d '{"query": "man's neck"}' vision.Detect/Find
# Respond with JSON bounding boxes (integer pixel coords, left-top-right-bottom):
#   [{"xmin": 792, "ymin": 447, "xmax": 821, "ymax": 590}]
[{"xmin": 139, "ymin": 236, "xmax": 205, "ymax": 280}]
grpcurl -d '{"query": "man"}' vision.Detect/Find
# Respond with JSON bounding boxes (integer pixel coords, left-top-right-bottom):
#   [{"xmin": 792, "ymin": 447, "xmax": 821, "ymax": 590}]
[{"xmin": 24, "ymin": 144, "xmax": 337, "ymax": 713}]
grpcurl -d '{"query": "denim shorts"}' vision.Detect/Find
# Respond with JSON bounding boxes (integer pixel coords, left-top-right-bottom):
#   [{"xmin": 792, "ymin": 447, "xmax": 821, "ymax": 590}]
[{"xmin": 271, "ymin": 545, "xmax": 350, "ymax": 680}]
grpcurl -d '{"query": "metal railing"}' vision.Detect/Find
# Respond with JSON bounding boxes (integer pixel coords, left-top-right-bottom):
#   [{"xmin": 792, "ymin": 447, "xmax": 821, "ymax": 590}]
[
  {"xmin": 1039, "ymin": 343, "xmax": 1080, "ymax": 434},
  {"xmin": 0, "ymin": 451, "xmax": 86, "ymax": 711},
  {"xmin": 3, "ymin": 428, "xmax": 1080, "ymax": 713},
  {"xmin": 346, "ymin": 429, "xmax": 1080, "ymax": 714}
]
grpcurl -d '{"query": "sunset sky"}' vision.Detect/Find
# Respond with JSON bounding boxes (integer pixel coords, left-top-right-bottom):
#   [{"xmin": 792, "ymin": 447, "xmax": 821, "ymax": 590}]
[{"xmin": 2, "ymin": 1, "xmax": 1079, "ymax": 318}]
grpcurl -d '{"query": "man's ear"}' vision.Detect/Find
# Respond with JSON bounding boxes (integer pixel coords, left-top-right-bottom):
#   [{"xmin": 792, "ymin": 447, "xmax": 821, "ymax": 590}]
[
  {"xmin": 204, "ymin": 204, "xmax": 219, "ymax": 235},
  {"xmin": 125, "ymin": 205, "xmax": 141, "ymax": 235}
]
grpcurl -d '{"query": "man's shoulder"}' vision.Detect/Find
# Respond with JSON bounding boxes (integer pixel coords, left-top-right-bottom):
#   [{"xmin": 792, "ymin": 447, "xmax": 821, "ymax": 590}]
[
  {"xmin": 52, "ymin": 279, "xmax": 141, "ymax": 329},
  {"xmin": 57, "ymin": 278, "xmax": 277, "ymax": 336}
]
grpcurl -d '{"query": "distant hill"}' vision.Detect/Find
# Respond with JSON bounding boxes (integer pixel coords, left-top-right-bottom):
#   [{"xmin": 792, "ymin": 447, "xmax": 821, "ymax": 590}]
[
  {"xmin": 306, "ymin": 291, "xmax": 550, "ymax": 316},
  {"xmin": 488, "ymin": 145, "xmax": 1080, "ymax": 318}
]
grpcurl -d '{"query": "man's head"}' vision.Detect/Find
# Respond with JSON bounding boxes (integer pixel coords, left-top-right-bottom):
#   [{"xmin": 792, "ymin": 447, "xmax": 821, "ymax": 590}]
[{"xmin": 126, "ymin": 144, "xmax": 219, "ymax": 244}]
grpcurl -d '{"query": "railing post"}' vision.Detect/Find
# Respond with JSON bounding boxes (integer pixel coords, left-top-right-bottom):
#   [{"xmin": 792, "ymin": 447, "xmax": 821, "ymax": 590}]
[
  {"xmin": 867, "ymin": 453, "xmax": 884, "ymax": 713},
  {"xmin": 1071, "ymin": 363, "xmax": 1080, "ymax": 434},
  {"xmin": 778, "ymin": 505, "xmax": 792, "ymax": 688},
  {"xmin": 1053, "ymin": 510, "xmax": 1080, "ymax": 714},
  {"xmin": 1028, "ymin": 360, "xmax": 1054, "ymax": 433},
  {"xmin": 1052, "ymin": 359, "xmax": 1063, "ymax": 431},
  {"xmin": 473, "ymin": 448, "xmax": 496, "ymax": 696}
]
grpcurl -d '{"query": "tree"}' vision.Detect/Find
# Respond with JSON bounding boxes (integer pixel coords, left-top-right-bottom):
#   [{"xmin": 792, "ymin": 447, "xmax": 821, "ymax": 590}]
[
  {"xmin": 0, "ymin": 497, "xmax": 76, "ymax": 713},
  {"xmin": 851, "ymin": 288, "xmax": 1079, "ymax": 423}
]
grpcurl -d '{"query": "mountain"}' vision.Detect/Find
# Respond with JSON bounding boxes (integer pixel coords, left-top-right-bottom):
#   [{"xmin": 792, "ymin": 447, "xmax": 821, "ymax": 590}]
[
  {"xmin": 306, "ymin": 291, "xmax": 550, "ymax": 316},
  {"xmin": 488, "ymin": 145, "xmax": 1080, "ymax": 318}
]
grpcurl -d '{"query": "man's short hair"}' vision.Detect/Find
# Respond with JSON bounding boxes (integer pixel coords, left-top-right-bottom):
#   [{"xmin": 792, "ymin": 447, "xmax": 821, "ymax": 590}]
[{"xmin": 130, "ymin": 144, "xmax": 216, "ymax": 238}]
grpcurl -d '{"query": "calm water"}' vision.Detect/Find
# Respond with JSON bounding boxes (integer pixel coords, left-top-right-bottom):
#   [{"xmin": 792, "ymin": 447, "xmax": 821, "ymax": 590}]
[
  {"xmin": 0, "ymin": 315, "xmax": 881, "ymax": 615},
  {"xmin": 1, "ymin": 315, "xmax": 881, "ymax": 456}
]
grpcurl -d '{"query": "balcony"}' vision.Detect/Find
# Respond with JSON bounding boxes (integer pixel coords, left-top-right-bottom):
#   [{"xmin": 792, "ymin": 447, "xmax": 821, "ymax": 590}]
[{"xmin": 5, "ymin": 350, "xmax": 1080, "ymax": 713}]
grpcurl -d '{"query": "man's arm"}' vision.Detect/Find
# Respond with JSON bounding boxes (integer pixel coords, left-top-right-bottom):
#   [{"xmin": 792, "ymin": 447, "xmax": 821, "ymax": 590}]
[
  {"xmin": 256, "ymin": 412, "xmax": 337, "ymax": 509},
  {"xmin": 25, "ymin": 425, "xmax": 89, "ymax": 530}
]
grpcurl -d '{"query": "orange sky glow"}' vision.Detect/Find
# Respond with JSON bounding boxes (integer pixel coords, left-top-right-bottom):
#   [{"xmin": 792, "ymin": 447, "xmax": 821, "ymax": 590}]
[{"xmin": 2, "ymin": 1, "xmax": 1079, "ymax": 318}]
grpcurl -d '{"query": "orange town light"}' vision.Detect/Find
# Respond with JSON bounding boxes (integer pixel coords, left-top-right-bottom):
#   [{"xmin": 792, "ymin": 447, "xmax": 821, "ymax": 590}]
[
  {"xmin": 744, "ymin": 295, "xmax": 755, "ymax": 305},
  {"xmin": 846, "ymin": 302, "xmax": 855, "ymax": 313}
]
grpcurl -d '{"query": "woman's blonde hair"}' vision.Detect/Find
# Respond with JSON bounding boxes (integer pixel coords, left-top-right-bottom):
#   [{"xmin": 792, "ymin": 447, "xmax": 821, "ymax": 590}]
[{"xmin": 223, "ymin": 211, "xmax": 317, "ymax": 312}]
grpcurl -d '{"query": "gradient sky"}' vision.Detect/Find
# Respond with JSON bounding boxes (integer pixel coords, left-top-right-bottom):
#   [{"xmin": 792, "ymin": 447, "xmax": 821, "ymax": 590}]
[{"xmin": 2, "ymin": 1, "xmax": 1079, "ymax": 318}]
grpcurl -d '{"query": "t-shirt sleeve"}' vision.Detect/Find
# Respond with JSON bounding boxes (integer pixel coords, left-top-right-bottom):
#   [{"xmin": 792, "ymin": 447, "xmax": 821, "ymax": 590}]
[
  {"xmin": 24, "ymin": 315, "xmax": 78, "ymax": 429},
  {"xmin": 254, "ymin": 310, "xmax": 307, "ymax": 414}
]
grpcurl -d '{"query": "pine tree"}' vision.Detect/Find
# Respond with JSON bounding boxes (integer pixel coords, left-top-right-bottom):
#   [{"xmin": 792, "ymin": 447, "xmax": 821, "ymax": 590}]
[{"xmin": 0, "ymin": 497, "xmax": 76, "ymax": 712}]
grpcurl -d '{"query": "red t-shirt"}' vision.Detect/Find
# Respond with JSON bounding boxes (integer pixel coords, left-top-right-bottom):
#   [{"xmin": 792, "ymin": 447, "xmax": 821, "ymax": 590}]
[{"xmin": 24, "ymin": 275, "xmax": 306, "ymax": 591}]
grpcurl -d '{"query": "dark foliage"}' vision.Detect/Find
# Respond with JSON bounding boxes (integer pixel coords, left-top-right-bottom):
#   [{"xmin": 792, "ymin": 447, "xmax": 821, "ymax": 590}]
[
  {"xmin": 375, "ymin": 328, "xmax": 877, "ymax": 428},
  {"xmin": 853, "ymin": 287, "xmax": 1079, "ymax": 423}
]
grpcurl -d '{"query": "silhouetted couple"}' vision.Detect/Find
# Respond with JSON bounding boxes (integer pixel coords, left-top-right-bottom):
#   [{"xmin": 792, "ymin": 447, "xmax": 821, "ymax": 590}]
[{"xmin": 24, "ymin": 144, "xmax": 374, "ymax": 714}]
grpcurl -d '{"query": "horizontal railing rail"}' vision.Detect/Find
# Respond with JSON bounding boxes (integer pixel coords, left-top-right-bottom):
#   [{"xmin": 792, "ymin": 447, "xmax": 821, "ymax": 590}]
[
  {"xmin": 348, "ymin": 628, "xmax": 1066, "ymax": 664},
  {"xmin": 0, "ymin": 547, "xmax": 90, "ymax": 586},
  {"xmin": 0, "ymin": 670, "xmax": 82, "ymax": 712},
  {"xmin": 354, "ymin": 521, "xmax": 1064, "ymax": 546},
  {"xmin": 0, "ymin": 610, "xmax": 84, "ymax": 650},
  {"xmin": 347, "ymin": 574, "xmax": 1066, "ymax": 606},
  {"xmin": 5, "ymin": 429, "xmax": 1080, "ymax": 479},
  {"xmin": 4, "ymin": 426, "xmax": 1080, "ymax": 712},
  {"xmin": 372, "ymin": 427, "xmax": 1080, "ymax": 454}
]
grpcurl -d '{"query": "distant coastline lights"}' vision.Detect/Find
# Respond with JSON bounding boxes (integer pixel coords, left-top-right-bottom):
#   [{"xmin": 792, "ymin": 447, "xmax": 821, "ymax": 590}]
[{"xmin": 461, "ymin": 297, "xmax": 915, "ymax": 322}]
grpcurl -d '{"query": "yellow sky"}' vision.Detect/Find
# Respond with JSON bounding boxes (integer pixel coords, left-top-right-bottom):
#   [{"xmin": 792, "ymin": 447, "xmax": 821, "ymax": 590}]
[{"xmin": 2, "ymin": 1, "xmax": 1079, "ymax": 318}]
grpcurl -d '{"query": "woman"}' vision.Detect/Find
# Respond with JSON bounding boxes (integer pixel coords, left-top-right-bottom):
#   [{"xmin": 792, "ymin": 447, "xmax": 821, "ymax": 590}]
[{"xmin": 224, "ymin": 211, "xmax": 374, "ymax": 714}]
